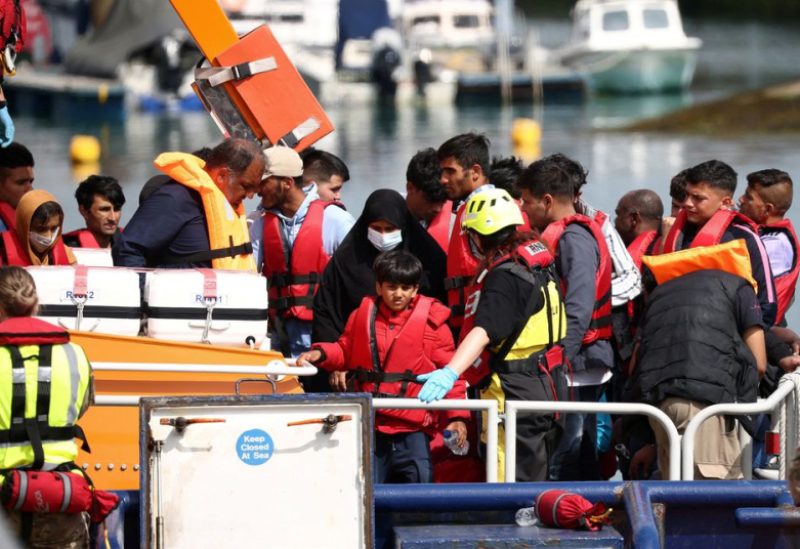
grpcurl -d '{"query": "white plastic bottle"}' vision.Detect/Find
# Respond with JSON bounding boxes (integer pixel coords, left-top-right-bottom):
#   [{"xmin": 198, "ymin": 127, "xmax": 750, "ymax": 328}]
[
  {"xmin": 515, "ymin": 506, "xmax": 537, "ymax": 527},
  {"xmin": 442, "ymin": 429, "xmax": 469, "ymax": 456}
]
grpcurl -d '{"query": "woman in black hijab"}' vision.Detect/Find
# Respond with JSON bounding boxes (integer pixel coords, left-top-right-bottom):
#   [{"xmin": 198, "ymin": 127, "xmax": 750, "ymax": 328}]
[{"xmin": 312, "ymin": 189, "xmax": 447, "ymax": 346}]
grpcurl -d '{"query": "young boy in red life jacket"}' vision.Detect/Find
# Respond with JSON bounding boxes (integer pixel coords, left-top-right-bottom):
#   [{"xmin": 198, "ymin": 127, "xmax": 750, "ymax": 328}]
[
  {"xmin": 739, "ymin": 169, "xmax": 799, "ymax": 326},
  {"xmin": 297, "ymin": 250, "xmax": 469, "ymax": 483}
]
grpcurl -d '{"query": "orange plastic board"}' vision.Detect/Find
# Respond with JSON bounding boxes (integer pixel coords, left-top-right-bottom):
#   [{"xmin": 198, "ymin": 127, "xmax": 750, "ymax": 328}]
[{"xmin": 215, "ymin": 24, "xmax": 334, "ymax": 150}]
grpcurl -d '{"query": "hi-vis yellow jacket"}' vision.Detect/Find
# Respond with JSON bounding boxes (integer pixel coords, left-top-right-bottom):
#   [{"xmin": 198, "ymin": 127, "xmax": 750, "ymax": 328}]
[
  {"xmin": 0, "ymin": 318, "xmax": 92, "ymax": 471},
  {"xmin": 154, "ymin": 152, "xmax": 256, "ymax": 272}
]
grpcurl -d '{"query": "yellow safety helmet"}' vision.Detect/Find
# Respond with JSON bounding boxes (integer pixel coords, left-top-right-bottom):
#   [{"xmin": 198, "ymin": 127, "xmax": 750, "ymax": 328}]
[{"xmin": 462, "ymin": 187, "xmax": 523, "ymax": 236}]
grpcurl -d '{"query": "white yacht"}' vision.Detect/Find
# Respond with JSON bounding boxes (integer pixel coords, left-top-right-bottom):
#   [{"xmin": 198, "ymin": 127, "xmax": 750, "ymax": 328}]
[{"xmin": 557, "ymin": 0, "xmax": 702, "ymax": 93}]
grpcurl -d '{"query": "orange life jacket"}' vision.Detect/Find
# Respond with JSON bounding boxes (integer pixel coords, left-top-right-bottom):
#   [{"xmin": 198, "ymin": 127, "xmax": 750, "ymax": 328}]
[
  {"xmin": 0, "ymin": 230, "xmax": 71, "ymax": 266},
  {"xmin": 761, "ymin": 219, "xmax": 800, "ymax": 324},
  {"xmin": 0, "ymin": 200, "xmax": 16, "ymax": 231},
  {"xmin": 642, "ymin": 239, "xmax": 757, "ymax": 289},
  {"xmin": 427, "ymin": 200, "xmax": 452, "ymax": 252},
  {"xmin": 261, "ymin": 200, "xmax": 337, "ymax": 321},
  {"xmin": 540, "ymin": 214, "xmax": 613, "ymax": 345}
]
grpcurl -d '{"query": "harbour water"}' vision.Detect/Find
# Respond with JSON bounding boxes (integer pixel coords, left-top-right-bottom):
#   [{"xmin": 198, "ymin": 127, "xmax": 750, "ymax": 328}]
[{"xmin": 10, "ymin": 18, "xmax": 800, "ymax": 325}]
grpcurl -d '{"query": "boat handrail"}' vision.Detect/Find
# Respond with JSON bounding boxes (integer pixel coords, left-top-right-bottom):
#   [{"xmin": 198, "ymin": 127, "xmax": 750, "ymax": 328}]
[
  {"xmin": 373, "ymin": 398, "xmax": 500, "ymax": 483},
  {"xmin": 504, "ymin": 400, "xmax": 682, "ymax": 481},
  {"xmin": 682, "ymin": 372, "xmax": 800, "ymax": 481},
  {"xmin": 91, "ymin": 360, "xmax": 317, "ymax": 377}
]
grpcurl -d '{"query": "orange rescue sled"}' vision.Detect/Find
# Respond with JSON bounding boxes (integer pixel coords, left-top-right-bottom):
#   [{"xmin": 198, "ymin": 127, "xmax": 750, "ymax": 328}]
[{"xmin": 171, "ymin": 0, "xmax": 333, "ymax": 151}]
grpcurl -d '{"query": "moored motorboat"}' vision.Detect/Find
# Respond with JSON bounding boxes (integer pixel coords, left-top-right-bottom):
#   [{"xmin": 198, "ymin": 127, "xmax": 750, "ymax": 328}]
[{"xmin": 557, "ymin": 0, "xmax": 701, "ymax": 94}]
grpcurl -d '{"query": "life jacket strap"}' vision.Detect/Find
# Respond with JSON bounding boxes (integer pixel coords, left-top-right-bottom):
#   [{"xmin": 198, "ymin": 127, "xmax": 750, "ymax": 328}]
[
  {"xmin": 158, "ymin": 241, "xmax": 253, "ymax": 265},
  {"xmin": 444, "ymin": 275, "xmax": 471, "ymax": 290},
  {"xmin": 268, "ymin": 272, "xmax": 320, "ymax": 288},
  {"xmin": 352, "ymin": 369, "xmax": 420, "ymax": 384},
  {"xmin": 270, "ymin": 295, "xmax": 315, "ymax": 312}
]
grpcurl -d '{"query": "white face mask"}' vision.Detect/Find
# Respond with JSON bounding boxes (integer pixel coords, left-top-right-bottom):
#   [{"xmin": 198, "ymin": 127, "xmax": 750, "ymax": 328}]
[
  {"xmin": 29, "ymin": 228, "xmax": 59, "ymax": 252},
  {"xmin": 367, "ymin": 227, "xmax": 403, "ymax": 252}
]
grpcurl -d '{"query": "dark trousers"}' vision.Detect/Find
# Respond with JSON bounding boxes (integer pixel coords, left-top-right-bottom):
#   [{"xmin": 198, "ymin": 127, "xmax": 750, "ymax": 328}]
[
  {"xmin": 549, "ymin": 384, "xmax": 604, "ymax": 481},
  {"xmin": 375, "ymin": 431, "xmax": 433, "ymax": 484},
  {"xmin": 495, "ymin": 369, "xmax": 564, "ymax": 482}
]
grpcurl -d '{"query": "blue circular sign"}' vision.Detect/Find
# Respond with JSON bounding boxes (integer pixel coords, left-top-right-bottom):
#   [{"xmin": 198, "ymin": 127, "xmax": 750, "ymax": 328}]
[{"xmin": 236, "ymin": 429, "xmax": 274, "ymax": 466}]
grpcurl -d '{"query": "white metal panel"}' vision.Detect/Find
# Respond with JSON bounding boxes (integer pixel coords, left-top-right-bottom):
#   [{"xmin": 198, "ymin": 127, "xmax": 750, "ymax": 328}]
[{"xmin": 144, "ymin": 398, "xmax": 369, "ymax": 548}]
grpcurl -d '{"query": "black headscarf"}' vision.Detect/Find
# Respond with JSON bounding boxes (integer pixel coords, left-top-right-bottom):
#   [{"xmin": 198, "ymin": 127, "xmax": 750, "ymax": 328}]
[{"xmin": 312, "ymin": 189, "xmax": 447, "ymax": 343}]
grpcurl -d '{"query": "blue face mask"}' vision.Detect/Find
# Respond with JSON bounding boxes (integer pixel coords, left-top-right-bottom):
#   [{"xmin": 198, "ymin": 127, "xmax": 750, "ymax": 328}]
[{"xmin": 367, "ymin": 227, "xmax": 402, "ymax": 252}]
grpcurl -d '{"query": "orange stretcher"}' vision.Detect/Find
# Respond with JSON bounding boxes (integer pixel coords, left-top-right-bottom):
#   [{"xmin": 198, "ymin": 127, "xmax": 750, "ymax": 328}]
[{"xmin": 170, "ymin": 0, "xmax": 333, "ymax": 151}]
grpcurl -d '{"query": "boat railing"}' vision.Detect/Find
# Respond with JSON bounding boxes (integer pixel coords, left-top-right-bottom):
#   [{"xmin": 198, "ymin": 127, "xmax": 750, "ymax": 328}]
[
  {"xmin": 682, "ymin": 372, "xmax": 800, "ymax": 481},
  {"xmin": 504, "ymin": 400, "xmax": 682, "ymax": 481},
  {"xmin": 373, "ymin": 398, "xmax": 500, "ymax": 482}
]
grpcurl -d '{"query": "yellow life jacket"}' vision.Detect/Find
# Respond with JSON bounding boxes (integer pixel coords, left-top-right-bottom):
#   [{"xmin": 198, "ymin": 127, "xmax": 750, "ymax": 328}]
[
  {"xmin": 154, "ymin": 152, "xmax": 256, "ymax": 272},
  {"xmin": 0, "ymin": 342, "xmax": 92, "ymax": 471},
  {"xmin": 642, "ymin": 239, "xmax": 757, "ymax": 290}
]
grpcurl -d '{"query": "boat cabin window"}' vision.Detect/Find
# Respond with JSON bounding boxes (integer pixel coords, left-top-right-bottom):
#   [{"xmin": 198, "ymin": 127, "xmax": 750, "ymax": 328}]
[
  {"xmin": 643, "ymin": 8, "xmax": 669, "ymax": 29},
  {"xmin": 412, "ymin": 15, "xmax": 441, "ymax": 27},
  {"xmin": 453, "ymin": 14, "xmax": 481, "ymax": 29},
  {"xmin": 602, "ymin": 10, "xmax": 629, "ymax": 32}
]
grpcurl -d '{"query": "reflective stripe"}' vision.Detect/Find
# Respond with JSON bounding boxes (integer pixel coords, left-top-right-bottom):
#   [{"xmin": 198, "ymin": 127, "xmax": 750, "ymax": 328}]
[
  {"xmin": 56, "ymin": 471, "xmax": 71, "ymax": 512},
  {"xmin": 38, "ymin": 366, "xmax": 51, "ymax": 383},
  {"xmin": 61, "ymin": 344, "xmax": 81, "ymax": 425},
  {"xmin": 14, "ymin": 471, "xmax": 27, "ymax": 511},
  {"xmin": 12, "ymin": 369, "xmax": 25, "ymax": 384}
]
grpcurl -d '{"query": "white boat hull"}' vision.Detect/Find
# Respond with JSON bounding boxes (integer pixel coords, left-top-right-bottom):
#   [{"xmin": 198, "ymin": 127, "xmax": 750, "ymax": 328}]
[{"xmin": 563, "ymin": 47, "xmax": 699, "ymax": 93}]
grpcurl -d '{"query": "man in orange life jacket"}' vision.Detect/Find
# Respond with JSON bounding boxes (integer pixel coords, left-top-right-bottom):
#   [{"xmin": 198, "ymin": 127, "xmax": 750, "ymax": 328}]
[
  {"xmin": 300, "ymin": 148, "xmax": 350, "ymax": 203},
  {"xmin": 437, "ymin": 133, "xmax": 493, "ymax": 337},
  {"xmin": 738, "ymin": 169, "xmax": 798, "ymax": 326},
  {"xmin": 662, "ymin": 159, "xmax": 778, "ymax": 327},
  {"xmin": 298, "ymin": 250, "xmax": 469, "ymax": 483},
  {"xmin": 518, "ymin": 153, "xmax": 614, "ymax": 481},
  {"xmin": 405, "ymin": 148, "xmax": 449, "ymax": 251},
  {"xmin": 113, "ymin": 138, "xmax": 262, "ymax": 270},
  {"xmin": 63, "ymin": 175, "xmax": 125, "ymax": 249},
  {"xmin": 248, "ymin": 145, "xmax": 354, "ymax": 360},
  {"xmin": 0, "ymin": 142, "xmax": 33, "ymax": 232}
]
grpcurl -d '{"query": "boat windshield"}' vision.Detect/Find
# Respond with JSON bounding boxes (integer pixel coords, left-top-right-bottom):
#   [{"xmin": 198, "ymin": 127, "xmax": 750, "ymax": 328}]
[{"xmin": 454, "ymin": 14, "xmax": 480, "ymax": 29}]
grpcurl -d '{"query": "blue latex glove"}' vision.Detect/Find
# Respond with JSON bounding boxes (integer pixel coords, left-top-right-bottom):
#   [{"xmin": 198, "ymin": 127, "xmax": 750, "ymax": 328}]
[
  {"xmin": 0, "ymin": 106, "xmax": 14, "ymax": 147},
  {"xmin": 417, "ymin": 366, "xmax": 459, "ymax": 403}
]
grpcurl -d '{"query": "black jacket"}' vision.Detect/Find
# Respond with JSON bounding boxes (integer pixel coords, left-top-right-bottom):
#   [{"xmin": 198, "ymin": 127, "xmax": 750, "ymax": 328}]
[{"xmin": 631, "ymin": 270, "xmax": 759, "ymax": 407}]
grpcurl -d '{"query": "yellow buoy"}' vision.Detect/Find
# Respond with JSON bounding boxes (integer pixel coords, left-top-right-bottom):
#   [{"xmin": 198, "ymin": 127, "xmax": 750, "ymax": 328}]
[
  {"xmin": 70, "ymin": 135, "xmax": 101, "ymax": 164},
  {"xmin": 511, "ymin": 118, "xmax": 541, "ymax": 149}
]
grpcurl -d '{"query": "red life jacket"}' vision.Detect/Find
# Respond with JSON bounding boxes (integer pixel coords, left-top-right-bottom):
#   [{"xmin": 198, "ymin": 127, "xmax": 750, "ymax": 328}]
[
  {"xmin": 63, "ymin": 228, "xmax": 100, "ymax": 248},
  {"xmin": 0, "ymin": 200, "xmax": 16, "ymax": 231},
  {"xmin": 346, "ymin": 295, "xmax": 444, "ymax": 431},
  {"xmin": 627, "ymin": 230, "xmax": 661, "ymax": 271},
  {"xmin": 540, "ymin": 214, "xmax": 613, "ymax": 345},
  {"xmin": 459, "ymin": 240, "xmax": 557, "ymax": 387},
  {"xmin": 427, "ymin": 200, "xmax": 452, "ymax": 252},
  {"xmin": 662, "ymin": 209, "xmax": 759, "ymax": 253},
  {"xmin": 444, "ymin": 202, "xmax": 480, "ymax": 329},
  {"xmin": 262, "ymin": 200, "xmax": 338, "ymax": 321},
  {"xmin": 625, "ymin": 230, "xmax": 660, "ymax": 324},
  {"xmin": 0, "ymin": 0, "xmax": 25, "ymax": 53},
  {"xmin": 0, "ymin": 230, "xmax": 71, "ymax": 266},
  {"xmin": 761, "ymin": 219, "xmax": 800, "ymax": 324},
  {"xmin": 0, "ymin": 316, "xmax": 69, "ymax": 346}
]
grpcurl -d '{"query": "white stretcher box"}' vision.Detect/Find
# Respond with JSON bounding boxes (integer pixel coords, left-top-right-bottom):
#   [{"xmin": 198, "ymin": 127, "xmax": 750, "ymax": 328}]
[
  {"xmin": 141, "ymin": 395, "xmax": 373, "ymax": 549},
  {"xmin": 25, "ymin": 265, "xmax": 142, "ymax": 335},
  {"xmin": 144, "ymin": 269, "xmax": 269, "ymax": 347},
  {"xmin": 70, "ymin": 247, "xmax": 114, "ymax": 267}
]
